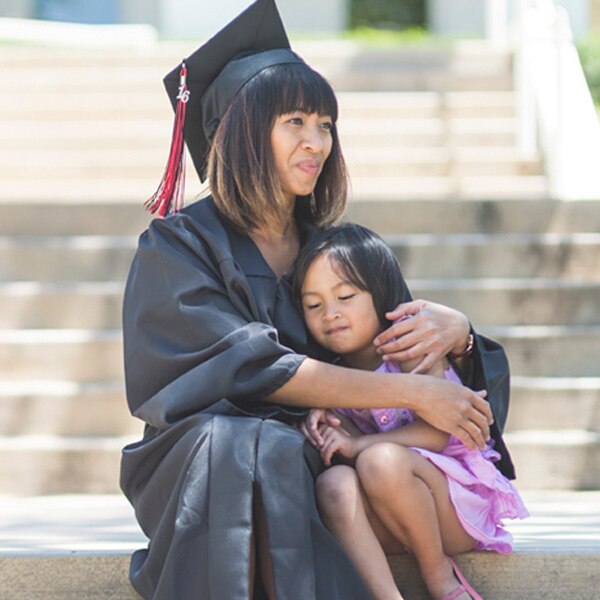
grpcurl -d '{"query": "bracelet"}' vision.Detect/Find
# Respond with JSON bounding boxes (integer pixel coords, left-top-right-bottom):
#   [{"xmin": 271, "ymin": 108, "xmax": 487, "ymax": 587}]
[{"xmin": 450, "ymin": 333, "xmax": 474, "ymax": 359}]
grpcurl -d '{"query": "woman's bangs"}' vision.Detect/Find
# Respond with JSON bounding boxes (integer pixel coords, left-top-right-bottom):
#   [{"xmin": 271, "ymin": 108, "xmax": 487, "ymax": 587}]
[{"xmin": 271, "ymin": 64, "xmax": 338, "ymax": 120}]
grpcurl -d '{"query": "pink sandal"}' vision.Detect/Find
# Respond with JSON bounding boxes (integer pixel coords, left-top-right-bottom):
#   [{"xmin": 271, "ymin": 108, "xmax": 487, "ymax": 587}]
[{"xmin": 440, "ymin": 558, "xmax": 484, "ymax": 600}]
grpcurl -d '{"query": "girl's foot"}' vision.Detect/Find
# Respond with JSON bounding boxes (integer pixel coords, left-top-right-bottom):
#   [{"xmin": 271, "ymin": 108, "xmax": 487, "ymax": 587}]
[
  {"xmin": 443, "ymin": 558, "xmax": 483, "ymax": 600},
  {"xmin": 425, "ymin": 557, "xmax": 483, "ymax": 600},
  {"xmin": 440, "ymin": 586, "xmax": 471, "ymax": 600}
]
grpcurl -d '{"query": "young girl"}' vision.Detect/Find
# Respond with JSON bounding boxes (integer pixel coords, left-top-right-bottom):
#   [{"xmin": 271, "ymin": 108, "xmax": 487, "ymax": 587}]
[{"xmin": 292, "ymin": 224, "xmax": 528, "ymax": 600}]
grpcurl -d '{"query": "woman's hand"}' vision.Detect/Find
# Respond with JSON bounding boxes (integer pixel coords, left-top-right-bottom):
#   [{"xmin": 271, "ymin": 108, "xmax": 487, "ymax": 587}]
[
  {"xmin": 373, "ymin": 299, "xmax": 470, "ymax": 374},
  {"xmin": 413, "ymin": 376, "xmax": 492, "ymax": 450},
  {"xmin": 319, "ymin": 426, "xmax": 361, "ymax": 467},
  {"xmin": 299, "ymin": 409, "xmax": 342, "ymax": 448}
]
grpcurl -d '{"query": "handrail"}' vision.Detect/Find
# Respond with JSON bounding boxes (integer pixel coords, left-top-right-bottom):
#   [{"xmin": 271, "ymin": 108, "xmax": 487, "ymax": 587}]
[{"xmin": 513, "ymin": 0, "xmax": 600, "ymax": 200}]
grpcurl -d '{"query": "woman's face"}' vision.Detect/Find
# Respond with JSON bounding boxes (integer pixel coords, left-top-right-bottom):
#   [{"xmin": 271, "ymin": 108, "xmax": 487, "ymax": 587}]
[
  {"xmin": 270, "ymin": 111, "xmax": 333, "ymax": 203},
  {"xmin": 300, "ymin": 253, "xmax": 383, "ymax": 371}
]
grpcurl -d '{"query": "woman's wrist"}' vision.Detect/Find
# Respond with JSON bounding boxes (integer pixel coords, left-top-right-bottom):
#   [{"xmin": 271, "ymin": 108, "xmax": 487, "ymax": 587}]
[{"xmin": 449, "ymin": 333, "xmax": 474, "ymax": 359}]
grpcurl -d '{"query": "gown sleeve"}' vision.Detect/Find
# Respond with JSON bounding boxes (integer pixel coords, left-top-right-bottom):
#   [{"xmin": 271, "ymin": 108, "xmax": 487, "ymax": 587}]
[
  {"xmin": 122, "ymin": 213, "xmax": 306, "ymax": 430},
  {"xmin": 456, "ymin": 327, "xmax": 515, "ymax": 479}
]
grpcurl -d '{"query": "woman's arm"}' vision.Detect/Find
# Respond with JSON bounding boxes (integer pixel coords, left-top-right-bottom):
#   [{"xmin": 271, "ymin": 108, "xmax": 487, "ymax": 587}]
[{"xmin": 266, "ymin": 357, "xmax": 492, "ymax": 450}]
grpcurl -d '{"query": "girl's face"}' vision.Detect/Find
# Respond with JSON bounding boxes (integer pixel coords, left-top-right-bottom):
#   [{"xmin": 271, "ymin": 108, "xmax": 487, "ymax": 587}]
[
  {"xmin": 300, "ymin": 253, "xmax": 383, "ymax": 370},
  {"xmin": 270, "ymin": 111, "xmax": 333, "ymax": 204}
]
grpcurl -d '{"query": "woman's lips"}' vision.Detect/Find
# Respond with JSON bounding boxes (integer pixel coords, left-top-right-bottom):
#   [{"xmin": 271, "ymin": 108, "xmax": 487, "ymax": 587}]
[{"xmin": 297, "ymin": 160, "xmax": 320, "ymax": 176}]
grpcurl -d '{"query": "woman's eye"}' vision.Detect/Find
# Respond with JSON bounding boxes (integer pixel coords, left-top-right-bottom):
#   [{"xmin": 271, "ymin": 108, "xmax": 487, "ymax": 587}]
[
  {"xmin": 320, "ymin": 121, "xmax": 333, "ymax": 131},
  {"xmin": 288, "ymin": 117, "xmax": 303, "ymax": 125}
]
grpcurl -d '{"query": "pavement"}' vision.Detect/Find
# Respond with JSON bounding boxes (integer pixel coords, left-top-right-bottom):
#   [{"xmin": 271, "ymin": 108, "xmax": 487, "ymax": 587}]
[{"xmin": 1, "ymin": 490, "xmax": 599, "ymax": 555}]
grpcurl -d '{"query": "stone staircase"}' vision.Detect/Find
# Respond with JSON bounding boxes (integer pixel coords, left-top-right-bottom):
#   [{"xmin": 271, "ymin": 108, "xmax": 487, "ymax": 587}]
[{"xmin": 1, "ymin": 37, "xmax": 600, "ymax": 598}]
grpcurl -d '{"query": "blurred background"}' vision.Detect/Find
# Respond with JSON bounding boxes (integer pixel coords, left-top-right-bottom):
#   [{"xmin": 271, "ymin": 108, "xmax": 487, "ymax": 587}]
[{"xmin": 1, "ymin": 2, "xmax": 600, "ymax": 597}]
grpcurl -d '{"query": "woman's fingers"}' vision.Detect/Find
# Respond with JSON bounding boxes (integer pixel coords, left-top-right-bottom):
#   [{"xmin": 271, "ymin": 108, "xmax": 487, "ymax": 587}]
[
  {"xmin": 413, "ymin": 379, "xmax": 493, "ymax": 450},
  {"xmin": 453, "ymin": 390, "xmax": 492, "ymax": 449},
  {"xmin": 374, "ymin": 300, "xmax": 470, "ymax": 365}
]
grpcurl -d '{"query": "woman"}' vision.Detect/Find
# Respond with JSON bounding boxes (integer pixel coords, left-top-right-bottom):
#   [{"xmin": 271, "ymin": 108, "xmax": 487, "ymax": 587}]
[{"xmin": 121, "ymin": 1, "xmax": 511, "ymax": 598}]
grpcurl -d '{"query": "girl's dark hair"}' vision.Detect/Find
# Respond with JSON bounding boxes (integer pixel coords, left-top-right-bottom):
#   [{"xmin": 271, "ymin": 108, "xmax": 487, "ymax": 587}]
[
  {"xmin": 292, "ymin": 223, "xmax": 412, "ymax": 327},
  {"xmin": 207, "ymin": 61, "xmax": 348, "ymax": 232}
]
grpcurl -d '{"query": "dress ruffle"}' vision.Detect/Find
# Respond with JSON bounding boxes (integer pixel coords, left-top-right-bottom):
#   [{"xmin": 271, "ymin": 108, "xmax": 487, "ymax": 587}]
[{"xmin": 411, "ymin": 436, "xmax": 528, "ymax": 554}]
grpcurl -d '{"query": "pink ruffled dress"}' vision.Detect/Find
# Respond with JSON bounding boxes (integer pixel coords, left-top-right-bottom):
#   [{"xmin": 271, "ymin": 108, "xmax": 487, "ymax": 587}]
[{"xmin": 337, "ymin": 362, "xmax": 528, "ymax": 554}]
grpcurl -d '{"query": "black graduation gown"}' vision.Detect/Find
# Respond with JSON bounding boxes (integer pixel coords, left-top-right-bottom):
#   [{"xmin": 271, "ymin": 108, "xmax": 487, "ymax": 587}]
[{"xmin": 120, "ymin": 196, "xmax": 514, "ymax": 600}]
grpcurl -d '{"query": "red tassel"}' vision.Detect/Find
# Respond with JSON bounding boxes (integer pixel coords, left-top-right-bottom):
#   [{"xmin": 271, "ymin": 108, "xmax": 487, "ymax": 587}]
[{"xmin": 145, "ymin": 62, "xmax": 190, "ymax": 217}]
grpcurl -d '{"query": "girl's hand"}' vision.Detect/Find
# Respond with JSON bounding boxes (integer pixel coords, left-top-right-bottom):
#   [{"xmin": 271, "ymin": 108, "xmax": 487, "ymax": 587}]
[
  {"xmin": 319, "ymin": 426, "xmax": 361, "ymax": 467},
  {"xmin": 300, "ymin": 409, "xmax": 342, "ymax": 448},
  {"xmin": 373, "ymin": 299, "xmax": 470, "ymax": 374}
]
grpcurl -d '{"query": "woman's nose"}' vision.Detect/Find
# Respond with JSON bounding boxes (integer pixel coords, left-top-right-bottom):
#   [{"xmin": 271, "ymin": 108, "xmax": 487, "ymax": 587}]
[{"xmin": 301, "ymin": 125, "xmax": 325, "ymax": 153}]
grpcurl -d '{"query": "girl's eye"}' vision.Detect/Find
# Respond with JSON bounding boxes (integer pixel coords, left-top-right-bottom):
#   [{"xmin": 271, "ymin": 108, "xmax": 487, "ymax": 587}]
[
  {"xmin": 288, "ymin": 117, "xmax": 303, "ymax": 125},
  {"xmin": 339, "ymin": 294, "xmax": 355, "ymax": 301},
  {"xmin": 320, "ymin": 121, "xmax": 333, "ymax": 131},
  {"xmin": 305, "ymin": 302, "xmax": 321, "ymax": 310}
]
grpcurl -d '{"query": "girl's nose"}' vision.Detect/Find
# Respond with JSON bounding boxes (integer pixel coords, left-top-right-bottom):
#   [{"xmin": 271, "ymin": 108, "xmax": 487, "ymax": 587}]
[{"xmin": 323, "ymin": 305, "xmax": 341, "ymax": 321}]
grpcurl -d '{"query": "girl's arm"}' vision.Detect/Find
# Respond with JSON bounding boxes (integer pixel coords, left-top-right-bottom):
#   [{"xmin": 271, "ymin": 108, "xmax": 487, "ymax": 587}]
[
  {"xmin": 353, "ymin": 419, "xmax": 449, "ymax": 454},
  {"xmin": 317, "ymin": 418, "xmax": 449, "ymax": 466},
  {"xmin": 266, "ymin": 357, "xmax": 491, "ymax": 450}
]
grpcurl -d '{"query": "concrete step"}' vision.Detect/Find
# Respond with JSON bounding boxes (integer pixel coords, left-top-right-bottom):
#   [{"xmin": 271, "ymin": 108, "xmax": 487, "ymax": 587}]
[
  {"xmin": 0, "ymin": 236, "xmax": 136, "ymax": 282},
  {"xmin": 2, "ymin": 174, "xmax": 549, "ymax": 203},
  {"xmin": 0, "ymin": 435, "xmax": 129, "ymax": 495},
  {"xmin": 410, "ymin": 279, "xmax": 600, "ymax": 327},
  {"xmin": 2, "ymin": 426, "xmax": 599, "ymax": 495},
  {"xmin": 0, "ymin": 381, "xmax": 139, "ymax": 437},
  {"xmin": 8, "ymin": 323, "xmax": 598, "ymax": 381},
  {"xmin": 346, "ymin": 198, "xmax": 600, "ymax": 235},
  {"xmin": 2, "ymin": 278, "xmax": 598, "ymax": 329},
  {"xmin": 0, "ymin": 491, "xmax": 598, "ymax": 599},
  {"xmin": 508, "ymin": 377, "xmax": 600, "ymax": 432},
  {"xmin": 0, "ymin": 147, "xmax": 543, "ymax": 180},
  {"xmin": 1, "ymin": 376, "xmax": 596, "ymax": 438},
  {"xmin": 0, "ymin": 330, "xmax": 123, "ymax": 382},
  {"xmin": 349, "ymin": 175, "xmax": 549, "ymax": 201},
  {"xmin": 2, "ymin": 117, "xmax": 521, "ymax": 151},
  {"xmin": 345, "ymin": 147, "xmax": 543, "ymax": 178},
  {"xmin": 1, "ymin": 40, "xmax": 513, "ymax": 94},
  {"xmin": 482, "ymin": 324, "xmax": 600, "ymax": 377},
  {"xmin": 0, "ymin": 282, "xmax": 124, "ymax": 329},
  {"xmin": 5, "ymin": 199, "xmax": 600, "ymax": 237},
  {"xmin": 5, "ymin": 232, "xmax": 595, "ymax": 282},
  {"xmin": 506, "ymin": 430, "xmax": 600, "ymax": 489},
  {"xmin": 0, "ymin": 90, "xmax": 517, "ymax": 121},
  {"xmin": 388, "ymin": 233, "xmax": 600, "ymax": 280},
  {"xmin": 0, "ymin": 116, "xmax": 517, "ymax": 148}
]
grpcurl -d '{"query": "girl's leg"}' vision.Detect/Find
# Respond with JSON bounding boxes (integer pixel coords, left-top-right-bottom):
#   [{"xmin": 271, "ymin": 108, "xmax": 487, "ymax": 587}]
[
  {"xmin": 316, "ymin": 465, "xmax": 406, "ymax": 600},
  {"xmin": 355, "ymin": 443, "xmax": 477, "ymax": 600}
]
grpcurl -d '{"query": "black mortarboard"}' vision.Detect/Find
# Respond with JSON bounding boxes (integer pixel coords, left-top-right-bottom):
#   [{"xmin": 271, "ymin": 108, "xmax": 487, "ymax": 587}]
[{"xmin": 146, "ymin": 0, "xmax": 305, "ymax": 216}]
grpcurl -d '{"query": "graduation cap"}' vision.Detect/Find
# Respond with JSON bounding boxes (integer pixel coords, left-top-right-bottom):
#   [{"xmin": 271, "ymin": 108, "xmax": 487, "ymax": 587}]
[{"xmin": 146, "ymin": 0, "xmax": 305, "ymax": 216}]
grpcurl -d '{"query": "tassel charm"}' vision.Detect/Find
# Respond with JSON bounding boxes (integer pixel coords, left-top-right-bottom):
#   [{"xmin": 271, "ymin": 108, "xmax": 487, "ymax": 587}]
[{"xmin": 145, "ymin": 61, "xmax": 190, "ymax": 217}]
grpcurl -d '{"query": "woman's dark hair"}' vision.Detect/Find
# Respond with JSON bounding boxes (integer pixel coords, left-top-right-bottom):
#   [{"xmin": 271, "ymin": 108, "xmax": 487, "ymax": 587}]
[
  {"xmin": 207, "ymin": 61, "xmax": 348, "ymax": 232},
  {"xmin": 292, "ymin": 223, "xmax": 412, "ymax": 327}
]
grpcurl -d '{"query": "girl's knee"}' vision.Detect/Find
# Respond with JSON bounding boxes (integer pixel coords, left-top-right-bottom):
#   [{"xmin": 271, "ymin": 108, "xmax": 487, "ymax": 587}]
[
  {"xmin": 356, "ymin": 443, "xmax": 413, "ymax": 491},
  {"xmin": 315, "ymin": 466, "xmax": 360, "ymax": 520}
]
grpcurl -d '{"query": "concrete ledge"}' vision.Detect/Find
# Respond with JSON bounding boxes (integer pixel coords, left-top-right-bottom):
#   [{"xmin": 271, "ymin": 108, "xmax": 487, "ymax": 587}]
[
  {"xmin": 1, "ymin": 550, "xmax": 599, "ymax": 600},
  {"xmin": 0, "ymin": 492, "xmax": 598, "ymax": 599}
]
